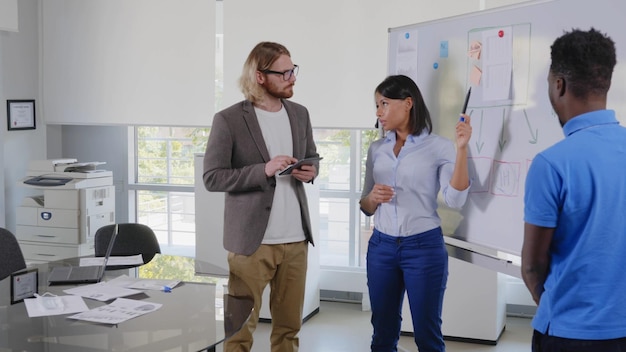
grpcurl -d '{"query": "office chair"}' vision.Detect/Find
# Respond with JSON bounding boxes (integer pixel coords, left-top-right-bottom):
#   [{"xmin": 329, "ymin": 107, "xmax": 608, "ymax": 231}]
[
  {"xmin": 0, "ymin": 227, "xmax": 27, "ymax": 281},
  {"xmin": 94, "ymin": 223, "xmax": 161, "ymax": 270}
]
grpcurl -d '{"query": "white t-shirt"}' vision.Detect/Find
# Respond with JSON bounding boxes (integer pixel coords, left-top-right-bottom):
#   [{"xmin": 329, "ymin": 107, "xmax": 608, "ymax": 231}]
[{"xmin": 255, "ymin": 106, "xmax": 306, "ymax": 244}]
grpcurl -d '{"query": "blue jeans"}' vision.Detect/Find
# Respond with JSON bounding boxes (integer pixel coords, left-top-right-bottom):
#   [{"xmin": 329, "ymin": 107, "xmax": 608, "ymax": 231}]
[
  {"xmin": 533, "ymin": 330, "xmax": 626, "ymax": 352},
  {"xmin": 367, "ymin": 228, "xmax": 448, "ymax": 352}
]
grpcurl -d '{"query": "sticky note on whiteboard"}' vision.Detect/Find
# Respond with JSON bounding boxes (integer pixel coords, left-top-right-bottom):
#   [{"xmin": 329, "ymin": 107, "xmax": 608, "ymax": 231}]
[
  {"xmin": 468, "ymin": 40, "xmax": 482, "ymax": 60},
  {"xmin": 470, "ymin": 65, "xmax": 482, "ymax": 86},
  {"xmin": 440, "ymin": 41, "xmax": 449, "ymax": 58}
]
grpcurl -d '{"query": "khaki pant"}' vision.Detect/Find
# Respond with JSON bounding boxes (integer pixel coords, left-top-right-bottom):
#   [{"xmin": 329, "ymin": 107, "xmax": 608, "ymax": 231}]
[{"xmin": 224, "ymin": 241, "xmax": 308, "ymax": 352}]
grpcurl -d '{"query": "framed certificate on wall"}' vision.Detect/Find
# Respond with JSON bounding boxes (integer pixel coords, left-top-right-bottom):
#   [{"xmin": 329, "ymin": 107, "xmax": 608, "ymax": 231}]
[{"xmin": 7, "ymin": 99, "xmax": 36, "ymax": 131}]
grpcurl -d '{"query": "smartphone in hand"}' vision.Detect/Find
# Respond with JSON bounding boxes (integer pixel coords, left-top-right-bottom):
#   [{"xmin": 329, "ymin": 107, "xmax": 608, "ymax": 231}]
[{"xmin": 279, "ymin": 156, "xmax": 323, "ymax": 176}]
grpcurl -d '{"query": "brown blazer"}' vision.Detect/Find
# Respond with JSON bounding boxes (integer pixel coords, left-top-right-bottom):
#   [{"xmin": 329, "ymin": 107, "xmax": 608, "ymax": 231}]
[{"xmin": 202, "ymin": 99, "xmax": 319, "ymax": 256}]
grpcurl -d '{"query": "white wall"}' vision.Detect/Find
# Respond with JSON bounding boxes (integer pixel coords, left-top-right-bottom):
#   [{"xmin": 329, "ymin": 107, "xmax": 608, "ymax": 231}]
[
  {"xmin": 59, "ymin": 125, "xmax": 130, "ymax": 224},
  {"xmin": 0, "ymin": 0, "xmax": 46, "ymax": 231},
  {"xmin": 40, "ymin": 0, "xmax": 216, "ymax": 127},
  {"xmin": 221, "ymin": 0, "xmax": 531, "ymax": 129},
  {"xmin": 222, "ymin": 0, "xmax": 482, "ymax": 129},
  {"xmin": 0, "ymin": 0, "xmax": 18, "ymax": 32}
]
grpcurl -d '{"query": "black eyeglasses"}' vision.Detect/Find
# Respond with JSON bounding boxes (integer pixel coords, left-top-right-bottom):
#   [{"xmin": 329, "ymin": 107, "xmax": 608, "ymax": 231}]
[{"xmin": 262, "ymin": 65, "xmax": 299, "ymax": 81}]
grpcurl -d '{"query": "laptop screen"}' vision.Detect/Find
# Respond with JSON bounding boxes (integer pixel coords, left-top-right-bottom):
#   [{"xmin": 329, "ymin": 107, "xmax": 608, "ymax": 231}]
[
  {"xmin": 47, "ymin": 224, "xmax": 119, "ymax": 285},
  {"xmin": 99, "ymin": 224, "xmax": 119, "ymax": 274}
]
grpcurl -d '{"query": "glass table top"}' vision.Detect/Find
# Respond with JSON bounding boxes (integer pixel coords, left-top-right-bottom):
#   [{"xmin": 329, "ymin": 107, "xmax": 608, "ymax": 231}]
[{"xmin": 0, "ymin": 254, "xmax": 253, "ymax": 352}]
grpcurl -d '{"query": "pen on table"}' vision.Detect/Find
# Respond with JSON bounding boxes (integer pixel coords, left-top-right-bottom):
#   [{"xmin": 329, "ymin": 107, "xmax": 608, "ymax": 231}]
[{"xmin": 460, "ymin": 87, "xmax": 471, "ymax": 122}]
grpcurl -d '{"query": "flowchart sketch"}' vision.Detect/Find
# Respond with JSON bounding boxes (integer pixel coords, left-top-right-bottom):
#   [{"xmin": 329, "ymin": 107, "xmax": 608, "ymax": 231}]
[
  {"xmin": 468, "ymin": 156, "xmax": 492, "ymax": 193},
  {"xmin": 482, "ymin": 26, "xmax": 513, "ymax": 101},
  {"xmin": 466, "ymin": 23, "xmax": 531, "ymax": 109},
  {"xmin": 490, "ymin": 160, "xmax": 521, "ymax": 197},
  {"xmin": 526, "ymin": 158, "xmax": 533, "ymax": 174},
  {"xmin": 386, "ymin": 0, "xmax": 626, "ymax": 257}
]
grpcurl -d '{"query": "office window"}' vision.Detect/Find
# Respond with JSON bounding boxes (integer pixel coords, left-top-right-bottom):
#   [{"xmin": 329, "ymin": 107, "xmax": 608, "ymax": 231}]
[
  {"xmin": 134, "ymin": 127, "xmax": 209, "ymax": 253},
  {"xmin": 133, "ymin": 126, "xmax": 379, "ymax": 267},
  {"xmin": 314, "ymin": 129, "xmax": 379, "ymax": 267},
  {"xmin": 137, "ymin": 127, "xmax": 209, "ymax": 185}
]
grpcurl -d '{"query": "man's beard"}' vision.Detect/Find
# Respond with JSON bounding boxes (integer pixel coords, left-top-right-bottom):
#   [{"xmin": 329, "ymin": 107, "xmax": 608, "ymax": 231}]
[{"xmin": 264, "ymin": 81, "xmax": 294, "ymax": 99}]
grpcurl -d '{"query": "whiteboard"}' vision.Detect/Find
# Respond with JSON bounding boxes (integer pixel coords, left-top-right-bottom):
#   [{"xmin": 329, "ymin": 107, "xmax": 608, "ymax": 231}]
[{"xmin": 387, "ymin": 0, "xmax": 626, "ymax": 256}]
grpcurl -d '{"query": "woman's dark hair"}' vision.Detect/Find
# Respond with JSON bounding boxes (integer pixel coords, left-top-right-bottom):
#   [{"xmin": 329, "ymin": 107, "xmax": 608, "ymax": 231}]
[
  {"xmin": 550, "ymin": 28, "xmax": 616, "ymax": 98},
  {"xmin": 375, "ymin": 75, "xmax": 432, "ymax": 135}
]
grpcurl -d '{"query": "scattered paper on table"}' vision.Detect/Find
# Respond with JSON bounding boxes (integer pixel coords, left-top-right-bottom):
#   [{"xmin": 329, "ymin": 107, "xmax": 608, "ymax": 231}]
[
  {"xmin": 24, "ymin": 295, "xmax": 89, "ymax": 317},
  {"xmin": 64, "ymin": 282, "xmax": 142, "ymax": 301},
  {"xmin": 127, "ymin": 279, "xmax": 180, "ymax": 291},
  {"xmin": 68, "ymin": 298, "xmax": 162, "ymax": 324},
  {"xmin": 106, "ymin": 275, "xmax": 181, "ymax": 291}
]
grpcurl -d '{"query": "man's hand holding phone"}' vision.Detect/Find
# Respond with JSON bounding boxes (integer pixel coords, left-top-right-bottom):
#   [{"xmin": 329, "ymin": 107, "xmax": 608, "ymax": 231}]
[
  {"xmin": 278, "ymin": 157, "xmax": 323, "ymax": 176},
  {"xmin": 279, "ymin": 156, "xmax": 322, "ymax": 183},
  {"xmin": 265, "ymin": 155, "xmax": 298, "ymax": 177}
]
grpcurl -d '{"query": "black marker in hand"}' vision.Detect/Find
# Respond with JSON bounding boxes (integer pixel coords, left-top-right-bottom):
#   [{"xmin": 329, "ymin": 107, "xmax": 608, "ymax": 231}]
[{"xmin": 460, "ymin": 87, "xmax": 471, "ymax": 122}]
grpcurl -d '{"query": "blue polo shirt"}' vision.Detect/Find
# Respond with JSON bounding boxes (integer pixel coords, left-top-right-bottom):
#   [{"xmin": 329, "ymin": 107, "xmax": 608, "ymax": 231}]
[{"xmin": 524, "ymin": 109, "xmax": 626, "ymax": 339}]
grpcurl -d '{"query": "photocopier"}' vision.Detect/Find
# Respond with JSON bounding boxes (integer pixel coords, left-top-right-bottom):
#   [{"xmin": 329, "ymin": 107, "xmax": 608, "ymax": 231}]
[{"xmin": 16, "ymin": 159, "xmax": 116, "ymax": 263}]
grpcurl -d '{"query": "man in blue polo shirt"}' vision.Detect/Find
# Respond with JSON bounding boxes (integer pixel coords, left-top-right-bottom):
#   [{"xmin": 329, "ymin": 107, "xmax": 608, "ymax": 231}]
[{"xmin": 522, "ymin": 28, "xmax": 626, "ymax": 351}]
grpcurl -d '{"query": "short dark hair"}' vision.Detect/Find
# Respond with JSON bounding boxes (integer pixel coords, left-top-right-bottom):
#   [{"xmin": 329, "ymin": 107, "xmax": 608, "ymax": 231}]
[
  {"xmin": 375, "ymin": 75, "xmax": 432, "ymax": 135},
  {"xmin": 550, "ymin": 28, "xmax": 616, "ymax": 98}
]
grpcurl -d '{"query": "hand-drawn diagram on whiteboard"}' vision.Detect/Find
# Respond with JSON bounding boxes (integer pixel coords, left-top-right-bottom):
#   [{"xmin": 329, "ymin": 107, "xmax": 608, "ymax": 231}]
[
  {"xmin": 482, "ymin": 27, "xmax": 513, "ymax": 101},
  {"xmin": 387, "ymin": 0, "xmax": 626, "ymax": 257},
  {"xmin": 466, "ymin": 24, "xmax": 530, "ymax": 108},
  {"xmin": 463, "ymin": 24, "xmax": 532, "ymax": 199},
  {"xmin": 389, "ymin": 20, "xmax": 560, "ymax": 255},
  {"xmin": 456, "ymin": 22, "xmax": 565, "ymax": 255}
]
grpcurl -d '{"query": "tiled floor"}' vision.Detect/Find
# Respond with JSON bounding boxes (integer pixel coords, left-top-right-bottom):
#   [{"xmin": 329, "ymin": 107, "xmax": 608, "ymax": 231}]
[{"xmin": 245, "ymin": 300, "xmax": 532, "ymax": 352}]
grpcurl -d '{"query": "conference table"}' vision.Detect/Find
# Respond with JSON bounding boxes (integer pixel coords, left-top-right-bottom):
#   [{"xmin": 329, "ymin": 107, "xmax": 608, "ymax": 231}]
[{"xmin": 0, "ymin": 254, "xmax": 254, "ymax": 352}]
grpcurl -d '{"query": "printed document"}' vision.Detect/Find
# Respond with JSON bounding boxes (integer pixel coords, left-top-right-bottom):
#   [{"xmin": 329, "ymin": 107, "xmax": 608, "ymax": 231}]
[
  {"xmin": 68, "ymin": 298, "xmax": 162, "ymax": 324},
  {"xmin": 64, "ymin": 281, "xmax": 142, "ymax": 301},
  {"xmin": 106, "ymin": 275, "xmax": 181, "ymax": 291},
  {"xmin": 24, "ymin": 294, "xmax": 89, "ymax": 317}
]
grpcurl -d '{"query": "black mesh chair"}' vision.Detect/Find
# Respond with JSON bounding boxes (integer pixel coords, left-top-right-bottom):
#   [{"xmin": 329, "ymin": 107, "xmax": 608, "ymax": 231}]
[
  {"xmin": 0, "ymin": 227, "xmax": 27, "ymax": 281},
  {"xmin": 94, "ymin": 223, "xmax": 161, "ymax": 270}
]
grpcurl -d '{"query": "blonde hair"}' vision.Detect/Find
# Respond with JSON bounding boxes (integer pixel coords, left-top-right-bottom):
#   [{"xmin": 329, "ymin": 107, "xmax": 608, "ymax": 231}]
[{"xmin": 239, "ymin": 42, "xmax": 291, "ymax": 103}]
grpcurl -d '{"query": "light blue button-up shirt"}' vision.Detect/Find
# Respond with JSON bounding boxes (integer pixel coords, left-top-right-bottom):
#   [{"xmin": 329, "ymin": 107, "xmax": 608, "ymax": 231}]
[{"xmin": 361, "ymin": 130, "xmax": 469, "ymax": 237}]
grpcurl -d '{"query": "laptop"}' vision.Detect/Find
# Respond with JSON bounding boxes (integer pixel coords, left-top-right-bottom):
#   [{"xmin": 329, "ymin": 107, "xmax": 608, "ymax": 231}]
[{"xmin": 48, "ymin": 224, "xmax": 118, "ymax": 285}]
